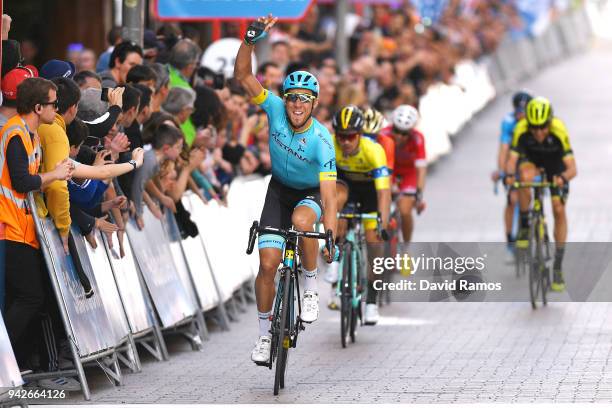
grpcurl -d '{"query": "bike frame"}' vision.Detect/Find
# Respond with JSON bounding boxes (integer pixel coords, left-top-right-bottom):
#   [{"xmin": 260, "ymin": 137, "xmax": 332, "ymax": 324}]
[
  {"xmin": 246, "ymin": 221, "xmax": 333, "ymax": 393},
  {"xmin": 336, "ymin": 213, "xmax": 378, "ymax": 308},
  {"xmin": 272, "ymin": 234, "xmax": 302, "ymax": 353}
]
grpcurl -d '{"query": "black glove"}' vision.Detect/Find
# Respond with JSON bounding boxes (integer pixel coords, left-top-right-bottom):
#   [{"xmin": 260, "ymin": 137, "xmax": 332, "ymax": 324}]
[
  {"xmin": 415, "ymin": 189, "xmax": 423, "ymax": 204},
  {"xmin": 244, "ymin": 21, "xmax": 268, "ymax": 45}
]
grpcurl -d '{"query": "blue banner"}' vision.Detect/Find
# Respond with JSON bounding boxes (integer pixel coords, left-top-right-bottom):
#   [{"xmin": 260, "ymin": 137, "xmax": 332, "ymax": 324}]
[
  {"xmin": 156, "ymin": 0, "xmax": 313, "ymax": 20},
  {"xmin": 410, "ymin": 0, "xmax": 448, "ymax": 24}
]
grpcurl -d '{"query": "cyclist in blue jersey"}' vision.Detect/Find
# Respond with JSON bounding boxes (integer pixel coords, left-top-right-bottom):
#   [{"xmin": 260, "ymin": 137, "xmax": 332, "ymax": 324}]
[
  {"xmin": 234, "ymin": 14, "xmax": 338, "ymax": 365},
  {"xmin": 491, "ymin": 91, "xmax": 532, "ymax": 256}
]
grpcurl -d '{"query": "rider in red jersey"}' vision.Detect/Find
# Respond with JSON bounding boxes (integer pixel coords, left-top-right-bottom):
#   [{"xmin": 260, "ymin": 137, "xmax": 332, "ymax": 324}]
[{"xmin": 381, "ymin": 105, "xmax": 427, "ymax": 244}]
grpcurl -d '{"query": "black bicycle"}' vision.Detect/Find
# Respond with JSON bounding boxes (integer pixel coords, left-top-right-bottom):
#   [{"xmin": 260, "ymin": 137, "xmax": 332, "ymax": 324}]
[
  {"xmin": 513, "ymin": 176, "xmax": 556, "ymax": 309},
  {"xmin": 247, "ymin": 221, "xmax": 333, "ymax": 395}
]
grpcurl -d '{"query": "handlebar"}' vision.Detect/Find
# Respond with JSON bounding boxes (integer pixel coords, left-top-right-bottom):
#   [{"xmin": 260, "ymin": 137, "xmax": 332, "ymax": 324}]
[
  {"xmin": 337, "ymin": 211, "xmax": 388, "ymax": 241},
  {"xmin": 246, "ymin": 221, "xmax": 334, "ymax": 261},
  {"xmin": 512, "ymin": 181, "xmax": 555, "ymax": 189}
]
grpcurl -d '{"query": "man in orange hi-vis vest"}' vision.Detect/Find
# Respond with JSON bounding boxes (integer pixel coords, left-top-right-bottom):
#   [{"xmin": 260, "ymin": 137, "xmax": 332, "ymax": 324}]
[{"xmin": 0, "ymin": 77, "xmax": 73, "ymax": 362}]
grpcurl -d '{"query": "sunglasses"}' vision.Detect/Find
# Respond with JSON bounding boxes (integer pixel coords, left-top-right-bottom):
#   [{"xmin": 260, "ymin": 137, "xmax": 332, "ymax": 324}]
[
  {"xmin": 529, "ymin": 123, "xmax": 549, "ymax": 131},
  {"xmin": 284, "ymin": 93, "xmax": 316, "ymax": 103},
  {"xmin": 40, "ymin": 99, "xmax": 59, "ymax": 110},
  {"xmin": 336, "ymin": 133, "xmax": 359, "ymax": 141}
]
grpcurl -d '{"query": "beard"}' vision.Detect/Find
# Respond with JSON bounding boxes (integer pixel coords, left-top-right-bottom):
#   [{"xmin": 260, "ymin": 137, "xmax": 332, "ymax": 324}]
[{"xmin": 285, "ymin": 106, "xmax": 313, "ymax": 129}]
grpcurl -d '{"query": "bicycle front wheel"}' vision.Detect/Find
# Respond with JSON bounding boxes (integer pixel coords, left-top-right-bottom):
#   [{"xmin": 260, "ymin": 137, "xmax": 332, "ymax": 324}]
[
  {"xmin": 528, "ymin": 226, "xmax": 541, "ymax": 310},
  {"xmin": 340, "ymin": 242, "xmax": 352, "ymax": 348},
  {"xmin": 274, "ymin": 268, "xmax": 291, "ymax": 395}
]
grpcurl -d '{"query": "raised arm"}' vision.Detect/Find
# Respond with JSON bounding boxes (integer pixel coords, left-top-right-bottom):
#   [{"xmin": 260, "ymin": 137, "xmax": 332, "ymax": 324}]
[
  {"xmin": 234, "ymin": 14, "xmax": 278, "ymax": 99},
  {"xmin": 72, "ymin": 148, "xmax": 144, "ymax": 180}
]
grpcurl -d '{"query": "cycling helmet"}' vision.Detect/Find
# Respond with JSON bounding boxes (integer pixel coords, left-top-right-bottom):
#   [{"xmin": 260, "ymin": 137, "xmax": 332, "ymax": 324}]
[
  {"xmin": 282, "ymin": 70, "xmax": 319, "ymax": 97},
  {"xmin": 332, "ymin": 105, "xmax": 364, "ymax": 134},
  {"xmin": 512, "ymin": 91, "xmax": 533, "ymax": 113},
  {"xmin": 363, "ymin": 108, "xmax": 385, "ymax": 135},
  {"xmin": 391, "ymin": 105, "xmax": 419, "ymax": 131},
  {"xmin": 525, "ymin": 97, "xmax": 553, "ymax": 126}
]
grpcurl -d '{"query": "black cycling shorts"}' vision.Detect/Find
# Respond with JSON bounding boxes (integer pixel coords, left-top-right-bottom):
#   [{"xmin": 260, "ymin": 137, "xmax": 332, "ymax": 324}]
[
  {"xmin": 337, "ymin": 179, "xmax": 377, "ymax": 213},
  {"xmin": 258, "ymin": 177, "xmax": 322, "ymax": 250}
]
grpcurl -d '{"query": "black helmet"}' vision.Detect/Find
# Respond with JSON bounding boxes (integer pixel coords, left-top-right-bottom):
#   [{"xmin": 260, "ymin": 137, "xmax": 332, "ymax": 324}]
[
  {"xmin": 512, "ymin": 91, "xmax": 533, "ymax": 113},
  {"xmin": 332, "ymin": 105, "xmax": 364, "ymax": 134}
]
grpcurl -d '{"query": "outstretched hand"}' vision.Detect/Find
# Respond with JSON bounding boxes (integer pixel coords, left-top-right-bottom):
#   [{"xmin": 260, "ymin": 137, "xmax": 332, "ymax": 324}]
[{"xmin": 244, "ymin": 14, "xmax": 278, "ymax": 45}]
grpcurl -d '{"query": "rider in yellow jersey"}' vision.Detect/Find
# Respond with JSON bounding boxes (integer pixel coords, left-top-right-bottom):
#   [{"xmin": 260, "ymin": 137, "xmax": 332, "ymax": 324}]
[{"xmin": 326, "ymin": 105, "xmax": 391, "ymax": 325}]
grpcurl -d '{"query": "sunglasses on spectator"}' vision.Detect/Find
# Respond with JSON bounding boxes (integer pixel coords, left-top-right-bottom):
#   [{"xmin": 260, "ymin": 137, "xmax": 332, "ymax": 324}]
[
  {"xmin": 336, "ymin": 133, "xmax": 359, "ymax": 141},
  {"xmin": 529, "ymin": 123, "xmax": 550, "ymax": 131},
  {"xmin": 40, "ymin": 99, "xmax": 59, "ymax": 110},
  {"xmin": 284, "ymin": 93, "xmax": 316, "ymax": 103}
]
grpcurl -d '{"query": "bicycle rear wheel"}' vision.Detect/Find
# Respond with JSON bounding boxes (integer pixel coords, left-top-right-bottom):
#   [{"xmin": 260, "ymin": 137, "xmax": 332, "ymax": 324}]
[
  {"xmin": 340, "ymin": 243, "xmax": 352, "ymax": 348},
  {"xmin": 274, "ymin": 269, "xmax": 291, "ymax": 395},
  {"xmin": 350, "ymin": 244, "xmax": 361, "ymax": 343}
]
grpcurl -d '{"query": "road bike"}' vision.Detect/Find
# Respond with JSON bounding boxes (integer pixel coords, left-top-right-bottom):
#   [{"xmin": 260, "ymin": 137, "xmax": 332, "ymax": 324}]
[
  {"xmin": 335, "ymin": 210, "xmax": 383, "ymax": 347},
  {"xmin": 513, "ymin": 175, "xmax": 557, "ymax": 309},
  {"xmin": 246, "ymin": 222, "xmax": 333, "ymax": 395}
]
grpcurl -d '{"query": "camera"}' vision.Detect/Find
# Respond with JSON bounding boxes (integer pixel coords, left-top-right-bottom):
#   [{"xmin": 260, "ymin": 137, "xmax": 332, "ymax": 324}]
[
  {"xmin": 101, "ymin": 87, "xmax": 110, "ymax": 102},
  {"xmin": 196, "ymin": 66, "xmax": 225, "ymax": 90}
]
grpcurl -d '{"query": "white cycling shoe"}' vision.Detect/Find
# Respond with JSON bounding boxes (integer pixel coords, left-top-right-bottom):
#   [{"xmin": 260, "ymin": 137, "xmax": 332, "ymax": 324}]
[
  {"xmin": 251, "ymin": 335, "xmax": 271, "ymax": 364},
  {"xmin": 364, "ymin": 303, "xmax": 380, "ymax": 325},
  {"xmin": 301, "ymin": 290, "xmax": 319, "ymax": 323}
]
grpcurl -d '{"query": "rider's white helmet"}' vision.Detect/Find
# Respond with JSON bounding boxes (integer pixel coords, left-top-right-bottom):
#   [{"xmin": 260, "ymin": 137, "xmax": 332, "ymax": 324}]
[{"xmin": 391, "ymin": 105, "xmax": 419, "ymax": 131}]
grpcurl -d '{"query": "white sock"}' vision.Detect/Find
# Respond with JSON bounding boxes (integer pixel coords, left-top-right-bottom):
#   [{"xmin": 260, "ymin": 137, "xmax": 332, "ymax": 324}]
[
  {"xmin": 258, "ymin": 310, "xmax": 271, "ymax": 337},
  {"xmin": 303, "ymin": 268, "xmax": 318, "ymax": 293}
]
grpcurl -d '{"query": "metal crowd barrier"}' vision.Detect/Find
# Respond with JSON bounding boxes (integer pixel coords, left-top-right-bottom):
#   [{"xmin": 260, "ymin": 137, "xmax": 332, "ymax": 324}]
[{"xmin": 1, "ymin": 315, "xmax": 24, "ymax": 407}]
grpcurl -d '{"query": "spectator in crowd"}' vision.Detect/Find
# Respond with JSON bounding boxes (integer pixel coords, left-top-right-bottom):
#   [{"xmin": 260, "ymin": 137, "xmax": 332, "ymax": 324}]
[
  {"xmin": 162, "ymin": 86, "xmax": 196, "ymax": 128},
  {"xmin": 1, "ymin": 77, "xmax": 73, "ymax": 369},
  {"xmin": 118, "ymin": 84, "xmax": 153, "ymax": 199},
  {"xmin": 269, "ymin": 40, "xmax": 291, "ymax": 73},
  {"xmin": 37, "ymin": 77, "xmax": 81, "ymax": 253},
  {"xmin": 125, "ymin": 83, "xmax": 153, "ymax": 148},
  {"xmin": 257, "ymin": 62, "xmax": 283, "ymax": 95},
  {"xmin": 142, "ymin": 29, "xmax": 165, "ymax": 63},
  {"xmin": 66, "ymin": 43, "xmax": 84, "ymax": 68},
  {"xmin": 77, "ymin": 48, "xmax": 97, "ymax": 72},
  {"xmin": 96, "ymin": 26, "xmax": 123, "ymax": 73},
  {"xmin": 77, "ymin": 87, "xmax": 124, "ymax": 140},
  {"xmin": 0, "ymin": 67, "xmax": 36, "ymax": 127},
  {"xmin": 126, "ymin": 64, "xmax": 158, "ymax": 90},
  {"xmin": 20, "ymin": 39, "xmax": 39, "ymax": 66},
  {"xmin": 100, "ymin": 41, "xmax": 143, "ymax": 88},
  {"xmin": 73, "ymin": 70, "xmax": 102, "ymax": 90},
  {"xmin": 116, "ymin": 84, "xmax": 142, "ymax": 132},
  {"xmin": 167, "ymin": 39, "xmax": 201, "ymax": 145},
  {"xmin": 240, "ymin": 113, "xmax": 271, "ymax": 177},
  {"xmin": 2, "ymin": 38, "xmax": 22, "ymax": 74},
  {"xmin": 149, "ymin": 62, "xmax": 171, "ymax": 113},
  {"xmin": 129, "ymin": 124, "xmax": 183, "ymax": 228},
  {"xmin": 39, "ymin": 59, "xmax": 76, "ymax": 80}
]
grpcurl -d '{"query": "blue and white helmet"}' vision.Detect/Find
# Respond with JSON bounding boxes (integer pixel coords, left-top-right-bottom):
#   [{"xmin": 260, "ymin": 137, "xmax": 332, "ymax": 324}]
[{"xmin": 282, "ymin": 70, "xmax": 319, "ymax": 97}]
